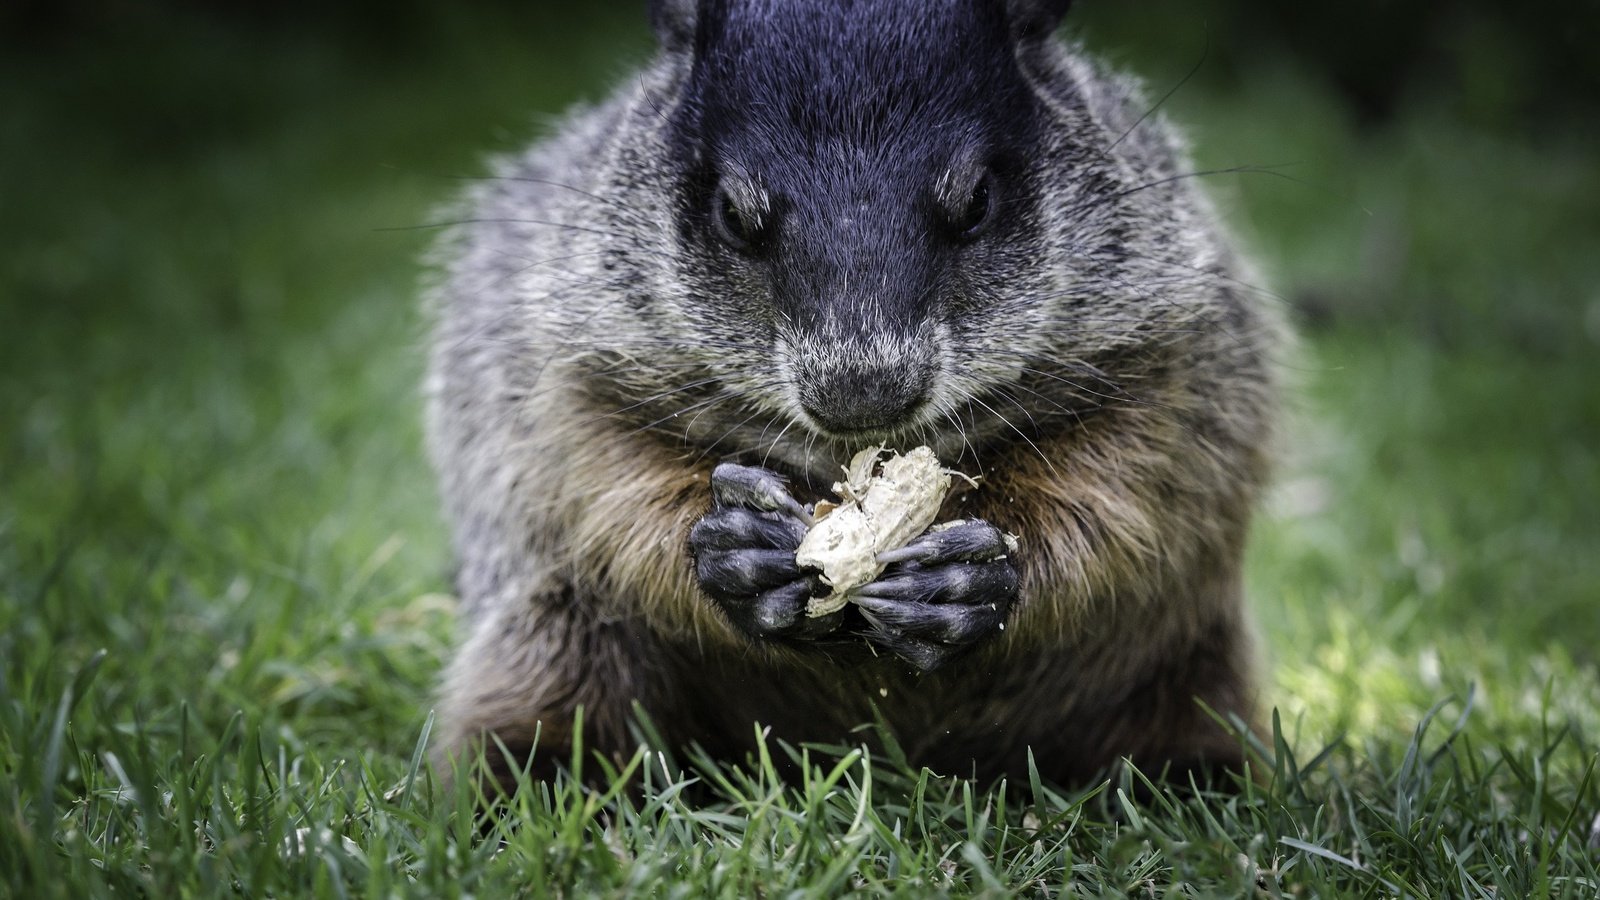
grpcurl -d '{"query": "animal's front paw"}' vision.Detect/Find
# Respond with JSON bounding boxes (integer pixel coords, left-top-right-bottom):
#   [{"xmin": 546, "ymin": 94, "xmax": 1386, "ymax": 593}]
[
  {"xmin": 690, "ymin": 463, "xmax": 842, "ymax": 642},
  {"xmin": 854, "ymin": 519, "xmax": 1020, "ymax": 671}
]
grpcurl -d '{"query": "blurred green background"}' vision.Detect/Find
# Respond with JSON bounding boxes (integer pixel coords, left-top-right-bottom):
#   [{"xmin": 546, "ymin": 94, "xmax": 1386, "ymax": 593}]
[{"xmin": 2, "ymin": 0, "xmax": 1597, "ymax": 793}]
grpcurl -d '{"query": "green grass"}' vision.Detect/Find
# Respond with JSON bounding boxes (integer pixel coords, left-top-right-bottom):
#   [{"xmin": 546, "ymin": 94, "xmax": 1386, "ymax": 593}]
[{"xmin": 3, "ymin": 7, "xmax": 1597, "ymax": 896}]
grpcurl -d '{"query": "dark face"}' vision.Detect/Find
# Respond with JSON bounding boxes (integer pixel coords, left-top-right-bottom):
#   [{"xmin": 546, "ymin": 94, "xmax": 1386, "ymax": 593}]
[{"xmin": 667, "ymin": 0, "xmax": 1048, "ymax": 442}]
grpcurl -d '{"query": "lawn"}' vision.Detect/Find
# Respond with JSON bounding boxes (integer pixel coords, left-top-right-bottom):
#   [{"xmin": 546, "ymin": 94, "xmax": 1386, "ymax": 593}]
[{"xmin": 3, "ymin": 4, "xmax": 1597, "ymax": 896}]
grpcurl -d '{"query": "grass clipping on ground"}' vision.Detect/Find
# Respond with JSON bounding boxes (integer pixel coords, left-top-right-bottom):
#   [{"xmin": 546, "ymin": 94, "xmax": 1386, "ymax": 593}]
[{"xmin": 796, "ymin": 445, "xmax": 967, "ymax": 616}]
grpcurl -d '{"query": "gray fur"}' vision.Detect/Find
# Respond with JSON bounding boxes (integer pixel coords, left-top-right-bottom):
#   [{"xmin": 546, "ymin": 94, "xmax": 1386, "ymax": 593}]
[{"xmin": 425, "ymin": 8, "xmax": 1284, "ymax": 786}]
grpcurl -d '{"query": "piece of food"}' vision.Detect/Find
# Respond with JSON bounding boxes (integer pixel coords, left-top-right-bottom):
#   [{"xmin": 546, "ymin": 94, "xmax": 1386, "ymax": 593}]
[{"xmin": 795, "ymin": 445, "xmax": 956, "ymax": 616}]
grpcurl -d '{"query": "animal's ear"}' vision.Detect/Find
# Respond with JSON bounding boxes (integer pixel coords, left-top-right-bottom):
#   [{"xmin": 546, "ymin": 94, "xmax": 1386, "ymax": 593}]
[
  {"xmin": 651, "ymin": 0, "xmax": 699, "ymax": 53},
  {"xmin": 1004, "ymin": 0, "xmax": 1073, "ymax": 43}
]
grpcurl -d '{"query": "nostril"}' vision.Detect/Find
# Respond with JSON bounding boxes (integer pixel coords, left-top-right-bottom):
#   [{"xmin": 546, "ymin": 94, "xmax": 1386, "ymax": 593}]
[
  {"xmin": 787, "ymin": 336, "xmax": 939, "ymax": 435},
  {"xmin": 800, "ymin": 384, "xmax": 928, "ymax": 433}
]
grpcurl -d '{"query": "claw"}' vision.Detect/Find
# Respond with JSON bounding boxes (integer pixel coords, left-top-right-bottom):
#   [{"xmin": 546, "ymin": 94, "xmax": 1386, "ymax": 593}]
[
  {"xmin": 690, "ymin": 507, "xmax": 808, "ymax": 552},
  {"xmin": 717, "ymin": 576, "xmax": 840, "ymax": 640},
  {"xmin": 852, "ymin": 516, "xmax": 1020, "ymax": 669},
  {"xmin": 694, "ymin": 548, "xmax": 801, "ymax": 599},
  {"xmin": 711, "ymin": 463, "xmax": 813, "ymax": 524},
  {"xmin": 859, "ymin": 626, "xmax": 965, "ymax": 672},
  {"xmin": 875, "ymin": 519, "xmax": 1013, "ymax": 566},
  {"xmin": 857, "ymin": 558, "xmax": 1019, "ymax": 607},
  {"xmin": 855, "ymin": 594, "xmax": 1007, "ymax": 644},
  {"xmin": 692, "ymin": 466, "xmax": 834, "ymax": 643}
]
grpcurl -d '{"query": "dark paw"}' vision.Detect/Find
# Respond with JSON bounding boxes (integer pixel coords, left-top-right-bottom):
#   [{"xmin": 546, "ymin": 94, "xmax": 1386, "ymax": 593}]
[
  {"xmin": 854, "ymin": 519, "xmax": 1020, "ymax": 672},
  {"xmin": 691, "ymin": 463, "xmax": 841, "ymax": 641}
]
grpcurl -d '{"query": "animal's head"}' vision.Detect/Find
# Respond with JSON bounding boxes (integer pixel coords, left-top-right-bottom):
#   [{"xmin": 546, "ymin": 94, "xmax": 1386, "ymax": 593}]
[{"xmin": 604, "ymin": 0, "xmax": 1206, "ymax": 476}]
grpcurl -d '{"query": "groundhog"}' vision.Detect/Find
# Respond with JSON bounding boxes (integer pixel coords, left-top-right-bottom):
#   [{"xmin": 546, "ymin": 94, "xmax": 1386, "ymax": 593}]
[{"xmin": 424, "ymin": 0, "xmax": 1283, "ymax": 790}]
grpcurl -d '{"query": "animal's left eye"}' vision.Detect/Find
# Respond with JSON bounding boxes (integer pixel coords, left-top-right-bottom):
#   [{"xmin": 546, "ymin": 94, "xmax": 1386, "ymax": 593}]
[{"xmin": 942, "ymin": 170, "xmax": 997, "ymax": 241}]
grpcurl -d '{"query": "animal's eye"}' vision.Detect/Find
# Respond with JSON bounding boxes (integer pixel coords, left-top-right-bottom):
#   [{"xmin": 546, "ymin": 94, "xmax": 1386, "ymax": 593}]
[
  {"xmin": 947, "ymin": 171, "xmax": 997, "ymax": 240},
  {"xmin": 713, "ymin": 186, "xmax": 762, "ymax": 251}
]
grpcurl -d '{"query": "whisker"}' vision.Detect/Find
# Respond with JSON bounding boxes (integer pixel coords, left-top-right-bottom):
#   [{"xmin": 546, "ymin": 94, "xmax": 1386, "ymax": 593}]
[
  {"xmin": 997, "ymin": 379, "xmax": 1089, "ymax": 429},
  {"xmin": 1061, "ymin": 164, "xmax": 1307, "ymax": 222},
  {"xmin": 963, "ymin": 389, "xmax": 1056, "ymax": 477},
  {"xmin": 959, "ymin": 351, "xmax": 1162, "ymax": 409},
  {"xmin": 991, "ymin": 385, "xmax": 1046, "ymax": 437},
  {"xmin": 939, "ymin": 401, "xmax": 980, "ymax": 473},
  {"xmin": 419, "ymin": 170, "xmax": 658, "ymax": 224},
  {"xmin": 685, "ymin": 377, "xmax": 776, "ymax": 441},
  {"xmin": 555, "ymin": 337, "xmax": 773, "ymax": 354},
  {"xmin": 1016, "ymin": 364, "xmax": 1146, "ymax": 405},
  {"xmin": 1093, "ymin": 249, "xmax": 1291, "ymax": 307},
  {"xmin": 626, "ymin": 379, "xmax": 787, "ymax": 441},
  {"xmin": 1105, "ymin": 34, "xmax": 1209, "ymax": 154},
  {"xmin": 597, "ymin": 375, "xmax": 730, "ymax": 422},
  {"xmin": 381, "ymin": 216, "xmax": 674, "ymax": 249},
  {"xmin": 761, "ymin": 415, "xmax": 799, "ymax": 470}
]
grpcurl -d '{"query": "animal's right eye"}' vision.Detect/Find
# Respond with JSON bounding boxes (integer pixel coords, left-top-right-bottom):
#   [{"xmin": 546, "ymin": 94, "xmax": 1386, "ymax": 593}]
[{"xmin": 712, "ymin": 186, "xmax": 764, "ymax": 252}]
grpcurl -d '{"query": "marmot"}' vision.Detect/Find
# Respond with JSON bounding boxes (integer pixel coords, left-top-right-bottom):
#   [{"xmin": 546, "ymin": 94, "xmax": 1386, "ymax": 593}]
[{"xmin": 425, "ymin": 0, "xmax": 1282, "ymax": 790}]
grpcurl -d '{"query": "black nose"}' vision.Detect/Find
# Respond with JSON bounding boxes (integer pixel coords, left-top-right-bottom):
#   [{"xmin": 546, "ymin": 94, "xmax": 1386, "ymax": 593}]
[{"xmin": 798, "ymin": 366, "xmax": 929, "ymax": 433}]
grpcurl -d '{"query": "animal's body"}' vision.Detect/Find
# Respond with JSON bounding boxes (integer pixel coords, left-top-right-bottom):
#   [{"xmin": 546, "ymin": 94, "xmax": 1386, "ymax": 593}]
[{"xmin": 425, "ymin": 0, "xmax": 1282, "ymax": 788}]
